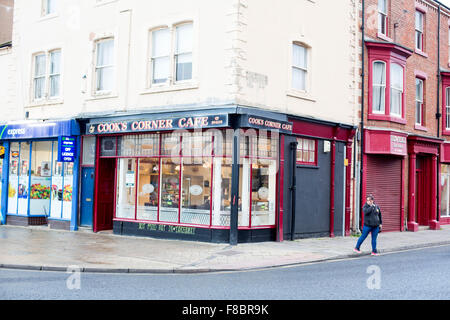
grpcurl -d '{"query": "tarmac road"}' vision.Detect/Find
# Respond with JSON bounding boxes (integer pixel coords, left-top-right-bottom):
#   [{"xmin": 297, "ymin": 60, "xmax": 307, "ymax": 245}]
[{"xmin": 1, "ymin": 244, "xmax": 450, "ymax": 300}]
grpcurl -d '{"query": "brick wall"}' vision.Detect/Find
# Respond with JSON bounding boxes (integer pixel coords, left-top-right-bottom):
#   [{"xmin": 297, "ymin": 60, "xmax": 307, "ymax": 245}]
[{"xmin": 363, "ymin": 0, "xmax": 450, "ymax": 138}]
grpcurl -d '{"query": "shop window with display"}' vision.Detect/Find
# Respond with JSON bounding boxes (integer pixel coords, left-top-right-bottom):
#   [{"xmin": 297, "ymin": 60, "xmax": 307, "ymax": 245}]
[
  {"xmin": 6, "ymin": 140, "xmax": 74, "ymax": 220},
  {"xmin": 102, "ymin": 129, "xmax": 278, "ymax": 229}
]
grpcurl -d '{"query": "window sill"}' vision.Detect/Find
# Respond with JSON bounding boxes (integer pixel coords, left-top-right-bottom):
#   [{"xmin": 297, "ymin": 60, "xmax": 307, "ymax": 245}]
[
  {"xmin": 377, "ymin": 32, "xmax": 393, "ymax": 42},
  {"xmin": 26, "ymin": 98, "xmax": 64, "ymax": 108},
  {"xmin": 94, "ymin": 0, "xmax": 118, "ymax": 7},
  {"xmin": 415, "ymin": 48, "xmax": 428, "ymax": 58},
  {"xmin": 86, "ymin": 92, "xmax": 119, "ymax": 101},
  {"xmin": 140, "ymin": 82, "xmax": 199, "ymax": 95},
  {"xmin": 286, "ymin": 90, "xmax": 316, "ymax": 102},
  {"xmin": 368, "ymin": 113, "xmax": 407, "ymax": 124},
  {"xmin": 296, "ymin": 163, "xmax": 319, "ymax": 169},
  {"xmin": 38, "ymin": 13, "xmax": 58, "ymax": 22},
  {"xmin": 414, "ymin": 124, "xmax": 428, "ymax": 132}
]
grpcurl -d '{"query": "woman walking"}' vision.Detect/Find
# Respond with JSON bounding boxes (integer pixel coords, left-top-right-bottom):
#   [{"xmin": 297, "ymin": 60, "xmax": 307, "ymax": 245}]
[{"xmin": 354, "ymin": 195, "xmax": 382, "ymax": 256}]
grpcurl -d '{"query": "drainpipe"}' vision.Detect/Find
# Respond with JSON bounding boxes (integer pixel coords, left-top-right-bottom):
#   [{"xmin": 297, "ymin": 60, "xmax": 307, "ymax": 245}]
[
  {"xmin": 359, "ymin": 0, "xmax": 366, "ymax": 232},
  {"xmin": 290, "ymin": 141, "xmax": 298, "ymax": 241}
]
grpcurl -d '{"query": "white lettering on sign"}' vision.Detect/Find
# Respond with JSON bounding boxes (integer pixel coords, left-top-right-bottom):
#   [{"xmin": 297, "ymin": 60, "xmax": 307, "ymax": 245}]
[
  {"xmin": 390, "ymin": 135, "xmax": 406, "ymax": 154},
  {"xmin": 7, "ymin": 128, "xmax": 26, "ymax": 136}
]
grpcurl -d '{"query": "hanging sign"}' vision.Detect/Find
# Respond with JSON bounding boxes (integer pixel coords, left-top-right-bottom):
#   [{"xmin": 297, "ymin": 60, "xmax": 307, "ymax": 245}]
[{"xmin": 58, "ymin": 136, "xmax": 76, "ymax": 162}]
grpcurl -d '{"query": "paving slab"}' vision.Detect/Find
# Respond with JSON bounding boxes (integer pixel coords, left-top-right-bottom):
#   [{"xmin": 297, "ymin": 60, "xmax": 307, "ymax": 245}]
[{"xmin": 1, "ymin": 224, "xmax": 450, "ymax": 273}]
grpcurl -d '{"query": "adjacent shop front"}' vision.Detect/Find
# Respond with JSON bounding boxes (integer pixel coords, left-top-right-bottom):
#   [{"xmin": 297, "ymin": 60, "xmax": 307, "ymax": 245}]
[
  {"xmin": 82, "ymin": 108, "xmax": 290, "ymax": 243},
  {"xmin": 0, "ymin": 120, "xmax": 80, "ymax": 230},
  {"xmin": 363, "ymin": 129, "xmax": 407, "ymax": 232}
]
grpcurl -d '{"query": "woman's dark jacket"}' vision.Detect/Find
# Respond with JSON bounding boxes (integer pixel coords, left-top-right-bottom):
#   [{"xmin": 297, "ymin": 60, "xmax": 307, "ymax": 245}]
[{"xmin": 363, "ymin": 203, "xmax": 382, "ymax": 227}]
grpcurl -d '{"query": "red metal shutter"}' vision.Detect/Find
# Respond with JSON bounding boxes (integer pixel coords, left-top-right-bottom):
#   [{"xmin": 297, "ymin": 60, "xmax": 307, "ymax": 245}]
[{"xmin": 366, "ymin": 155, "xmax": 402, "ymax": 232}]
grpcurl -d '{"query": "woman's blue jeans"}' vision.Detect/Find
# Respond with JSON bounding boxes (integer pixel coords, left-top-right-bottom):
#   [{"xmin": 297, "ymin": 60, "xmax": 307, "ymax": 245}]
[{"xmin": 355, "ymin": 225, "xmax": 380, "ymax": 253}]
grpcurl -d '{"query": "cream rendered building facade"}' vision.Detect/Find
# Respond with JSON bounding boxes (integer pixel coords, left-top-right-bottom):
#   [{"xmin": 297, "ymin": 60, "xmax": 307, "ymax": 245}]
[
  {"xmin": 0, "ymin": 0, "xmax": 362, "ymax": 240},
  {"xmin": 1, "ymin": 0, "xmax": 360, "ymax": 124}
]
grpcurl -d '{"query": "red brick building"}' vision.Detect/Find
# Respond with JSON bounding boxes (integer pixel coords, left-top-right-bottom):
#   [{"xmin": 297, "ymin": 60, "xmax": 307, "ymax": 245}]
[{"xmin": 361, "ymin": 0, "xmax": 450, "ymax": 232}]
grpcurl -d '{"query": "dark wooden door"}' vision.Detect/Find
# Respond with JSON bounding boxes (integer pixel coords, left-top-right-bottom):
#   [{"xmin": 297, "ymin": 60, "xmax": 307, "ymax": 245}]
[{"xmin": 95, "ymin": 158, "xmax": 115, "ymax": 232}]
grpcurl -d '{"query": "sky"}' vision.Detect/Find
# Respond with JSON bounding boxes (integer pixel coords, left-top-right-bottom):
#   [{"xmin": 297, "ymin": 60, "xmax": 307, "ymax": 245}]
[{"xmin": 441, "ymin": 0, "xmax": 450, "ymax": 8}]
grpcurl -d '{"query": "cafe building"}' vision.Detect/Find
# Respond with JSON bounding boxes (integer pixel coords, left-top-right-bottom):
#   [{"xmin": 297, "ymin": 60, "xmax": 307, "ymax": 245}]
[
  {"xmin": 79, "ymin": 106, "xmax": 356, "ymax": 243},
  {"xmin": 0, "ymin": 119, "xmax": 81, "ymax": 230}
]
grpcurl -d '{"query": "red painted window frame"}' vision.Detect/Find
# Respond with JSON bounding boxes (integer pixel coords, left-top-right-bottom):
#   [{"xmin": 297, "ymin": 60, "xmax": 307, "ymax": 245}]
[
  {"xmin": 442, "ymin": 73, "xmax": 450, "ymax": 136},
  {"xmin": 295, "ymin": 137, "xmax": 318, "ymax": 166},
  {"xmin": 366, "ymin": 42, "xmax": 411, "ymax": 125},
  {"xmin": 96, "ymin": 129, "xmax": 279, "ymax": 230}
]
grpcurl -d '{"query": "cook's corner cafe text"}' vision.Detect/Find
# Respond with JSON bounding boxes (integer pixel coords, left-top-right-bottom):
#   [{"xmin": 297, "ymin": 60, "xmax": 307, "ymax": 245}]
[{"xmin": 0, "ymin": 119, "xmax": 80, "ymax": 231}]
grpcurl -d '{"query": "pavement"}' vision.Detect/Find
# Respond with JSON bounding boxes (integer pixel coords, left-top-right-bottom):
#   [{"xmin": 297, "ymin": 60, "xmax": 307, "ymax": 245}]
[{"xmin": 1, "ymin": 224, "xmax": 450, "ymax": 274}]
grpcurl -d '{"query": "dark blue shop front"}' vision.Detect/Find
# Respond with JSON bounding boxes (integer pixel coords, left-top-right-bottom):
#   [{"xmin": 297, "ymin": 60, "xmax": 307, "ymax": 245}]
[{"xmin": 0, "ymin": 119, "xmax": 80, "ymax": 230}]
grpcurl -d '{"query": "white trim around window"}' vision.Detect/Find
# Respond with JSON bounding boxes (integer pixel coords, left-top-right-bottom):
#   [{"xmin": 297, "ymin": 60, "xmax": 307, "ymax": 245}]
[
  {"xmin": 390, "ymin": 63, "xmax": 403, "ymax": 117},
  {"xmin": 415, "ymin": 78, "xmax": 424, "ymax": 125},
  {"xmin": 30, "ymin": 48, "xmax": 63, "ymax": 105},
  {"xmin": 378, "ymin": 0, "xmax": 388, "ymax": 36},
  {"xmin": 372, "ymin": 60, "xmax": 386, "ymax": 114},
  {"xmin": 446, "ymin": 87, "xmax": 450, "ymax": 130},
  {"xmin": 292, "ymin": 43, "xmax": 308, "ymax": 92},
  {"xmin": 90, "ymin": 37, "xmax": 117, "ymax": 97},
  {"xmin": 146, "ymin": 21, "xmax": 195, "ymax": 90}
]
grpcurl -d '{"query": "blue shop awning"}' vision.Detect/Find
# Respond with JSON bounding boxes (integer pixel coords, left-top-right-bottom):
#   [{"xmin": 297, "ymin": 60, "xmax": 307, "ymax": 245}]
[{"xmin": 0, "ymin": 119, "xmax": 80, "ymax": 140}]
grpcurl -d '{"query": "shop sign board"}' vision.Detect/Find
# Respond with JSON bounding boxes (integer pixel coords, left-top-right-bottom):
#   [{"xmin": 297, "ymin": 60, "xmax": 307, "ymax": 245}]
[
  {"xmin": 87, "ymin": 115, "xmax": 229, "ymax": 135},
  {"xmin": 240, "ymin": 115, "xmax": 293, "ymax": 134},
  {"xmin": 58, "ymin": 136, "xmax": 76, "ymax": 162},
  {"xmin": 0, "ymin": 120, "xmax": 79, "ymax": 140}
]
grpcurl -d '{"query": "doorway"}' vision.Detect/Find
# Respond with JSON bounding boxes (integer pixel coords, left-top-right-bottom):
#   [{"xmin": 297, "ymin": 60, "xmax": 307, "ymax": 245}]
[
  {"xmin": 80, "ymin": 167, "xmax": 95, "ymax": 227},
  {"xmin": 415, "ymin": 156, "xmax": 430, "ymax": 226},
  {"xmin": 94, "ymin": 158, "xmax": 115, "ymax": 232}
]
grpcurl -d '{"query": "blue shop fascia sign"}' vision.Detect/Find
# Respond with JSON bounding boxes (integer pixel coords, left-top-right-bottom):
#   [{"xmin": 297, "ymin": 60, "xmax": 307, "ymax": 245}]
[{"xmin": 0, "ymin": 119, "xmax": 80, "ymax": 141}]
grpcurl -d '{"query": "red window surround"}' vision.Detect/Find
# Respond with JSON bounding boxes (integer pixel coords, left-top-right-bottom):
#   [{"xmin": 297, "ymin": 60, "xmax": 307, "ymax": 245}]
[
  {"xmin": 441, "ymin": 72, "xmax": 450, "ymax": 136},
  {"xmin": 366, "ymin": 41, "xmax": 412, "ymax": 124}
]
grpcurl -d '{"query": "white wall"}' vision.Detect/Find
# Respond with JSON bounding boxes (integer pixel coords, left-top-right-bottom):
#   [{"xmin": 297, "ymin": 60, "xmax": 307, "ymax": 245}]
[{"xmin": 3, "ymin": 0, "xmax": 359, "ymax": 127}]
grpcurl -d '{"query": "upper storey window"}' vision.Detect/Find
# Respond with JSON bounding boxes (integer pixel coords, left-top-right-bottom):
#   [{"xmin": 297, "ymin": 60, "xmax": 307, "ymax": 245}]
[
  {"xmin": 415, "ymin": 10, "xmax": 424, "ymax": 52},
  {"xmin": 366, "ymin": 41, "xmax": 411, "ymax": 124},
  {"xmin": 42, "ymin": 0, "xmax": 56, "ymax": 16},
  {"xmin": 378, "ymin": 0, "xmax": 388, "ymax": 36},
  {"xmin": 292, "ymin": 43, "xmax": 308, "ymax": 92},
  {"xmin": 148, "ymin": 22, "xmax": 194, "ymax": 87}
]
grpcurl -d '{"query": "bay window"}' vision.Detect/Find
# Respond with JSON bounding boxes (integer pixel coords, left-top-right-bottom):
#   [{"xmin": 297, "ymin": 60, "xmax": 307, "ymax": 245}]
[
  {"xmin": 447, "ymin": 87, "xmax": 450, "ymax": 131},
  {"xmin": 367, "ymin": 41, "xmax": 410, "ymax": 123},
  {"xmin": 390, "ymin": 63, "xmax": 403, "ymax": 117},
  {"xmin": 372, "ymin": 61, "xmax": 386, "ymax": 114}
]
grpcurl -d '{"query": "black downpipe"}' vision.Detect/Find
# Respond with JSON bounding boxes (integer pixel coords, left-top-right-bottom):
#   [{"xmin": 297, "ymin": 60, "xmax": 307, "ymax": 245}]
[
  {"xmin": 359, "ymin": 0, "xmax": 365, "ymax": 231},
  {"xmin": 290, "ymin": 141, "xmax": 298, "ymax": 241}
]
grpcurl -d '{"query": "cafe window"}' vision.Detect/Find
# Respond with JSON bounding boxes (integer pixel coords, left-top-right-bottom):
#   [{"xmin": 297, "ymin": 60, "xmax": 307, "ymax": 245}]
[{"xmin": 107, "ymin": 129, "xmax": 278, "ymax": 229}]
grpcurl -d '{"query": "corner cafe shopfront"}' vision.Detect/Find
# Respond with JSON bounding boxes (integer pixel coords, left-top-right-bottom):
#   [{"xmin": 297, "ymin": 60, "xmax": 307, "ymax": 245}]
[
  {"xmin": 0, "ymin": 120, "xmax": 80, "ymax": 230},
  {"xmin": 82, "ymin": 107, "xmax": 355, "ymax": 243}
]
